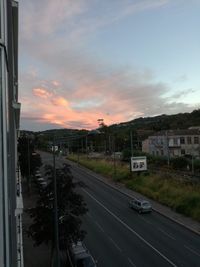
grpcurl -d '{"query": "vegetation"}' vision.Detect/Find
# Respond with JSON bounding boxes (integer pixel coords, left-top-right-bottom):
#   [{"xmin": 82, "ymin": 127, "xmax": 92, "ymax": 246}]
[
  {"xmin": 27, "ymin": 164, "xmax": 87, "ymax": 253},
  {"xmin": 29, "ymin": 109, "xmax": 200, "ymax": 156},
  {"xmin": 171, "ymin": 157, "xmax": 189, "ymax": 170},
  {"xmin": 68, "ymin": 154, "xmax": 200, "ymax": 222},
  {"xmin": 71, "ymin": 154, "xmax": 130, "ymax": 182},
  {"xmin": 125, "ymin": 174, "xmax": 200, "ymax": 222},
  {"xmin": 18, "ymin": 135, "xmax": 42, "ymax": 189}
]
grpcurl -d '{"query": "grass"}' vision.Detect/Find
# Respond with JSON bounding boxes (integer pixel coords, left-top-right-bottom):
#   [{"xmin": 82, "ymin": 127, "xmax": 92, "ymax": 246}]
[{"xmin": 68, "ymin": 154, "xmax": 200, "ymax": 222}]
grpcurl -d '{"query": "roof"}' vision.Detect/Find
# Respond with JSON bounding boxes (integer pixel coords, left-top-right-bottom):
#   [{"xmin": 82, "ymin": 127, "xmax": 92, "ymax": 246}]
[{"xmin": 150, "ymin": 129, "xmax": 200, "ymax": 137}]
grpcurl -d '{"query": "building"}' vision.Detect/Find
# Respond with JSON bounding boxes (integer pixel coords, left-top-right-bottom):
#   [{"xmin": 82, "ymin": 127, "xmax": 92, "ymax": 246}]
[
  {"xmin": 142, "ymin": 129, "xmax": 200, "ymax": 158},
  {"xmin": 0, "ymin": 1, "xmax": 23, "ymax": 266}
]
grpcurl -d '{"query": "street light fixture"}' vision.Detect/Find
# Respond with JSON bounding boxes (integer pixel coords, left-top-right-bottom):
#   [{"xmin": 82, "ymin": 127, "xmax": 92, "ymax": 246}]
[{"xmin": 53, "ymin": 135, "xmax": 60, "ymax": 267}]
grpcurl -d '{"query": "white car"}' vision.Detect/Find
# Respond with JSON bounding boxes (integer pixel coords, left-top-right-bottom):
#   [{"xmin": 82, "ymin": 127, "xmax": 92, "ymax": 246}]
[{"xmin": 129, "ymin": 198, "xmax": 152, "ymax": 213}]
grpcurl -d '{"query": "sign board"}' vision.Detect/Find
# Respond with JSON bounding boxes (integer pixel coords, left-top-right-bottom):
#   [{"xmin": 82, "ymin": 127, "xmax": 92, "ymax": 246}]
[
  {"xmin": 51, "ymin": 145, "xmax": 58, "ymax": 152},
  {"xmin": 131, "ymin": 156, "xmax": 147, "ymax": 172}
]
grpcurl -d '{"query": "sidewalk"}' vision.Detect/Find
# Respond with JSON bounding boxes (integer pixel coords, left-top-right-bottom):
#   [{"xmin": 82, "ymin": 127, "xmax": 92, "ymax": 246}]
[{"xmin": 22, "ymin": 182, "xmax": 51, "ymax": 267}]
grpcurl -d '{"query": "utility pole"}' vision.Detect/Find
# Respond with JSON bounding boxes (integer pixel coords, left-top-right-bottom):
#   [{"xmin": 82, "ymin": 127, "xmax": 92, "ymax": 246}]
[
  {"xmin": 130, "ymin": 131, "xmax": 133, "ymax": 157},
  {"xmin": 77, "ymin": 139, "xmax": 80, "ymax": 165},
  {"xmin": 192, "ymin": 154, "xmax": 194, "ymax": 175},
  {"xmin": 166, "ymin": 131, "xmax": 170, "ymax": 166},
  {"xmin": 53, "ymin": 136, "xmax": 60, "ymax": 267},
  {"xmin": 109, "ymin": 134, "xmax": 111, "ymax": 154},
  {"xmin": 27, "ymin": 137, "xmax": 31, "ymax": 192},
  {"xmin": 191, "ymin": 144, "xmax": 194, "ymax": 175},
  {"xmin": 113, "ymin": 135, "xmax": 116, "ymax": 178},
  {"xmin": 86, "ymin": 135, "xmax": 89, "ymax": 158}
]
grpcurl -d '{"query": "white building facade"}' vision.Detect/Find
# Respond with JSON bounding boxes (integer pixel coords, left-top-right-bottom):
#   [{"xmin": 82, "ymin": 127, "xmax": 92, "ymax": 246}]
[
  {"xmin": 142, "ymin": 129, "xmax": 200, "ymax": 158},
  {"xmin": 0, "ymin": 1, "xmax": 23, "ymax": 266}
]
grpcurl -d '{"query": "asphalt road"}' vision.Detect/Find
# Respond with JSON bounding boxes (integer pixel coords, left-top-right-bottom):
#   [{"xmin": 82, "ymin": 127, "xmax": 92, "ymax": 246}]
[{"xmin": 40, "ymin": 152, "xmax": 200, "ymax": 267}]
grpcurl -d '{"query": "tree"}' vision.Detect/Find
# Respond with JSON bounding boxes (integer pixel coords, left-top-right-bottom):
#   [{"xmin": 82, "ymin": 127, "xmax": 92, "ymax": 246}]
[
  {"xmin": 26, "ymin": 163, "xmax": 88, "ymax": 254},
  {"xmin": 18, "ymin": 135, "xmax": 42, "ymax": 178}
]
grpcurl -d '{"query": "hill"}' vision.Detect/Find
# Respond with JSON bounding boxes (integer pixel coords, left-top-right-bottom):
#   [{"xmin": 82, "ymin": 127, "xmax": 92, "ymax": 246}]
[{"xmin": 23, "ymin": 109, "xmax": 200, "ymax": 142}]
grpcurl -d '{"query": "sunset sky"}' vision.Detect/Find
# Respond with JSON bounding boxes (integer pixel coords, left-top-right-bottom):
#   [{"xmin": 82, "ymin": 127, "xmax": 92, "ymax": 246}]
[{"xmin": 19, "ymin": 0, "xmax": 200, "ymax": 131}]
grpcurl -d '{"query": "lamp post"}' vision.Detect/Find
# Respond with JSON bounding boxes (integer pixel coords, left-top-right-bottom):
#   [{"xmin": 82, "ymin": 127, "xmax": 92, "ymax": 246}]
[
  {"xmin": 113, "ymin": 135, "xmax": 116, "ymax": 178},
  {"xmin": 27, "ymin": 137, "xmax": 31, "ymax": 192},
  {"xmin": 53, "ymin": 136, "xmax": 60, "ymax": 267},
  {"xmin": 130, "ymin": 131, "xmax": 133, "ymax": 157},
  {"xmin": 166, "ymin": 131, "xmax": 170, "ymax": 166}
]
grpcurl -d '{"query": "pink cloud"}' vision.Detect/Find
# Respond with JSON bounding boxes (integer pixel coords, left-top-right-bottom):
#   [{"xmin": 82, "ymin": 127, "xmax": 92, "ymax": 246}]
[
  {"xmin": 33, "ymin": 87, "xmax": 52, "ymax": 98},
  {"xmin": 52, "ymin": 80, "xmax": 60, "ymax": 87},
  {"xmin": 33, "ymin": 87, "xmax": 69, "ymax": 107},
  {"xmin": 37, "ymin": 104, "xmax": 125, "ymax": 129},
  {"xmin": 51, "ymin": 97, "xmax": 69, "ymax": 107}
]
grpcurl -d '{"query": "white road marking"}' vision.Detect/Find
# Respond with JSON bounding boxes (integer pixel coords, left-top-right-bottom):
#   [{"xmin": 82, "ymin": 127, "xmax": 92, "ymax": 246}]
[
  {"xmin": 82, "ymin": 188, "xmax": 177, "ymax": 267},
  {"xmin": 139, "ymin": 216, "xmax": 153, "ymax": 225},
  {"xmin": 184, "ymin": 245, "xmax": 200, "ymax": 257},
  {"xmin": 158, "ymin": 228, "xmax": 176, "ymax": 240},
  {"xmin": 128, "ymin": 257, "xmax": 137, "ymax": 267},
  {"xmin": 108, "ymin": 236, "xmax": 122, "ymax": 252},
  {"xmin": 95, "ymin": 221, "xmax": 105, "ymax": 233}
]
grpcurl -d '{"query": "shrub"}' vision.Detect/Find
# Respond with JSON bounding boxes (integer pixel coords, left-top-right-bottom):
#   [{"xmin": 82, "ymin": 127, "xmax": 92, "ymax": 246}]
[{"xmin": 171, "ymin": 157, "xmax": 188, "ymax": 170}]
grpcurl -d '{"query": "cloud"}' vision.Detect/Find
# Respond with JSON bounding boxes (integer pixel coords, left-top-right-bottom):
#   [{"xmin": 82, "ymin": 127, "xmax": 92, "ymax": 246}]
[
  {"xmin": 19, "ymin": 0, "xmax": 198, "ymax": 131},
  {"xmin": 20, "ymin": 0, "xmax": 88, "ymax": 39},
  {"xmin": 51, "ymin": 97, "xmax": 69, "ymax": 107},
  {"xmin": 52, "ymin": 80, "xmax": 60, "ymax": 87},
  {"xmin": 20, "ymin": 0, "xmax": 170, "ymax": 50},
  {"xmin": 20, "ymin": 39, "xmax": 195, "ymax": 130},
  {"xmin": 20, "ymin": 59, "xmax": 195, "ymax": 131},
  {"xmin": 33, "ymin": 88, "xmax": 52, "ymax": 98}
]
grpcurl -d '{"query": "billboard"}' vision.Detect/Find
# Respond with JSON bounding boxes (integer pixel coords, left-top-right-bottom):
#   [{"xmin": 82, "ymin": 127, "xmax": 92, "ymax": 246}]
[{"xmin": 131, "ymin": 156, "xmax": 147, "ymax": 172}]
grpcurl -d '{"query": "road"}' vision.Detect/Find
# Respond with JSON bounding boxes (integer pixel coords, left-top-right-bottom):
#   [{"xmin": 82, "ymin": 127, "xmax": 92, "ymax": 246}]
[{"xmin": 40, "ymin": 151, "xmax": 200, "ymax": 267}]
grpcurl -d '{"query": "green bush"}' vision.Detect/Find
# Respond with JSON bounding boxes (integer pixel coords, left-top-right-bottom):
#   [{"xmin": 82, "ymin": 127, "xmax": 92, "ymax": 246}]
[
  {"xmin": 193, "ymin": 159, "xmax": 200, "ymax": 172},
  {"xmin": 147, "ymin": 154, "xmax": 168, "ymax": 166},
  {"xmin": 171, "ymin": 157, "xmax": 189, "ymax": 170}
]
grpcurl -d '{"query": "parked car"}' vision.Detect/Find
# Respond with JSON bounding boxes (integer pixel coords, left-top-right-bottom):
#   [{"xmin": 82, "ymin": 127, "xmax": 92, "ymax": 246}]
[
  {"xmin": 129, "ymin": 198, "xmax": 152, "ymax": 213},
  {"xmin": 71, "ymin": 241, "xmax": 97, "ymax": 267}
]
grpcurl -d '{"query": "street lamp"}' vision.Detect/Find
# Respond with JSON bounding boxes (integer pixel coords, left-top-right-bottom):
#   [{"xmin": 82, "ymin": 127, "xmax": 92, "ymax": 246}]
[{"xmin": 53, "ymin": 136, "xmax": 60, "ymax": 267}]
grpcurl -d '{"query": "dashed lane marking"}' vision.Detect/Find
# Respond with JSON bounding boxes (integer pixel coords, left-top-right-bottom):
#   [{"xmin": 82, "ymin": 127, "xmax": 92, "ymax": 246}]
[
  {"xmin": 184, "ymin": 245, "xmax": 200, "ymax": 257},
  {"xmin": 108, "ymin": 236, "xmax": 122, "ymax": 252},
  {"xmin": 95, "ymin": 221, "xmax": 105, "ymax": 233},
  {"xmin": 128, "ymin": 257, "xmax": 137, "ymax": 267},
  {"xmin": 82, "ymin": 188, "xmax": 177, "ymax": 267},
  {"xmin": 158, "ymin": 227, "xmax": 176, "ymax": 240}
]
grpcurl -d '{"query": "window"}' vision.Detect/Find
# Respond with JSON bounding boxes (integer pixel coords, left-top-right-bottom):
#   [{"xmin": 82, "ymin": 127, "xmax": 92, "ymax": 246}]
[
  {"xmin": 180, "ymin": 137, "xmax": 185, "ymax": 144},
  {"xmin": 194, "ymin": 136, "xmax": 199, "ymax": 144},
  {"xmin": 187, "ymin": 137, "xmax": 192, "ymax": 144},
  {"xmin": 181, "ymin": 149, "xmax": 185, "ymax": 155},
  {"xmin": 173, "ymin": 138, "xmax": 178, "ymax": 145}
]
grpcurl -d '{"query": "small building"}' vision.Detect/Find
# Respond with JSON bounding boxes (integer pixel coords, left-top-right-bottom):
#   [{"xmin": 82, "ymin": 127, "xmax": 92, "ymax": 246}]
[{"xmin": 142, "ymin": 129, "xmax": 200, "ymax": 158}]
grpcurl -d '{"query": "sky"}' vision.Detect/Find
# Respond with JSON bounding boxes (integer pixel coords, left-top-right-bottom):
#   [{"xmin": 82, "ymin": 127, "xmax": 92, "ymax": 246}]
[{"xmin": 19, "ymin": 0, "xmax": 200, "ymax": 131}]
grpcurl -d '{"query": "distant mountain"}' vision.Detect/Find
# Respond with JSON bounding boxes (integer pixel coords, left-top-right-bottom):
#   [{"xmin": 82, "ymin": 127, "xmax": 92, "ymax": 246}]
[
  {"xmin": 23, "ymin": 109, "xmax": 200, "ymax": 140},
  {"xmin": 115, "ymin": 109, "xmax": 200, "ymax": 132}
]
